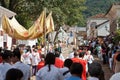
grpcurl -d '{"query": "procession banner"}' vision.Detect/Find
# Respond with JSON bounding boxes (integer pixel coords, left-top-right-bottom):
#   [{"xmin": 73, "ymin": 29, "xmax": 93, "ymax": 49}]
[{"xmin": 2, "ymin": 10, "xmax": 46, "ymax": 40}]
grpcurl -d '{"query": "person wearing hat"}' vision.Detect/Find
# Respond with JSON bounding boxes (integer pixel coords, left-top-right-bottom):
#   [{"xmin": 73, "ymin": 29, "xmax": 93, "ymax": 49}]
[{"xmin": 0, "ymin": 50, "xmax": 13, "ymax": 80}]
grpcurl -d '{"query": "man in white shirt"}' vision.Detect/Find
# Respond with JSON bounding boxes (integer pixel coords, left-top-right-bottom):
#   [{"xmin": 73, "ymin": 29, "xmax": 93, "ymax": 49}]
[
  {"xmin": 32, "ymin": 48, "xmax": 40, "ymax": 75},
  {"xmin": 21, "ymin": 48, "xmax": 32, "ymax": 66},
  {"xmin": 68, "ymin": 48, "xmax": 76, "ymax": 58},
  {"xmin": 0, "ymin": 50, "xmax": 13, "ymax": 80},
  {"xmin": 12, "ymin": 48, "xmax": 31, "ymax": 80}
]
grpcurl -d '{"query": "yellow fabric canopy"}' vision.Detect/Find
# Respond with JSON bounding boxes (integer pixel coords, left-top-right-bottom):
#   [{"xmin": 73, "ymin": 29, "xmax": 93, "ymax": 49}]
[
  {"xmin": 2, "ymin": 10, "xmax": 54, "ymax": 40},
  {"xmin": 46, "ymin": 12, "xmax": 54, "ymax": 34}
]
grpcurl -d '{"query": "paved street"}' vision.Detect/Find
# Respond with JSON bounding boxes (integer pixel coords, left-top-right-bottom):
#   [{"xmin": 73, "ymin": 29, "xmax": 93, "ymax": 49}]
[
  {"xmin": 31, "ymin": 45, "xmax": 113, "ymax": 80},
  {"xmin": 94, "ymin": 55, "xmax": 113, "ymax": 80}
]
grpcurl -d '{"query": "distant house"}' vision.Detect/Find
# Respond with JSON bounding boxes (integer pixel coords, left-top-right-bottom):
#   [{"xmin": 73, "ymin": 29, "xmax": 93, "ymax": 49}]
[
  {"xmin": 105, "ymin": 3, "xmax": 120, "ymax": 32},
  {"xmin": 87, "ymin": 13, "xmax": 110, "ymax": 38},
  {"xmin": 97, "ymin": 20, "xmax": 110, "ymax": 36},
  {"xmin": 87, "ymin": 3, "xmax": 120, "ymax": 39},
  {"xmin": 0, "ymin": 6, "xmax": 16, "ymax": 49},
  {"xmin": 67, "ymin": 26, "xmax": 86, "ymax": 45}
]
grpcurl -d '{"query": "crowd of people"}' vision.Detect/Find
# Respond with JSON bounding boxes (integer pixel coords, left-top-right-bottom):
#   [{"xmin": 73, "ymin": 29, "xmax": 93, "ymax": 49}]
[
  {"xmin": 86, "ymin": 34, "xmax": 120, "ymax": 80},
  {"xmin": 0, "ymin": 41, "xmax": 102, "ymax": 80},
  {"xmin": 0, "ymin": 33, "xmax": 120, "ymax": 80}
]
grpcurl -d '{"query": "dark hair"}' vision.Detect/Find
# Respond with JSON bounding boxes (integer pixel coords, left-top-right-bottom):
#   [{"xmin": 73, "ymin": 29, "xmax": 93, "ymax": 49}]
[
  {"xmin": 0, "ymin": 47, "xmax": 2, "ymax": 53},
  {"xmin": 55, "ymin": 53, "xmax": 60, "ymax": 57},
  {"xmin": 1, "ymin": 50, "xmax": 12, "ymax": 60},
  {"xmin": 5, "ymin": 68, "xmax": 23, "ymax": 80},
  {"xmin": 26, "ymin": 46, "xmax": 32, "ymax": 53},
  {"xmin": 116, "ymin": 54, "xmax": 120, "ymax": 61},
  {"xmin": 12, "ymin": 48, "xmax": 21, "ymax": 60},
  {"xmin": 45, "ymin": 53, "xmax": 55, "ymax": 72},
  {"xmin": 54, "ymin": 49, "xmax": 60, "ymax": 57},
  {"xmin": 70, "ymin": 63, "xmax": 83, "ymax": 77},
  {"xmin": 32, "ymin": 45, "xmax": 36, "ymax": 48},
  {"xmin": 73, "ymin": 48, "xmax": 76, "ymax": 51},
  {"xmin": 79, "ymin": 52, "xmax": 85, "ymax": 57},
  {"xmin": 64, "ymin": 59, "xmax": 73, "ymax": 69},
  {"xmin": 88, "ymin": 62, "xmax": 102, "ymax": 78},
  {"xmin": 74, "ymin": 52, "xmax": 78, "ymax": 57}
]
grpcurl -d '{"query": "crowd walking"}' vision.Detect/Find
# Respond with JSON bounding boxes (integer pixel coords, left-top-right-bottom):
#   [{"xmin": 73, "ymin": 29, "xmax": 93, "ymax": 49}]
[{"xmin": 0, "ymin": 34, "xmax": 120, "ymax": 80}]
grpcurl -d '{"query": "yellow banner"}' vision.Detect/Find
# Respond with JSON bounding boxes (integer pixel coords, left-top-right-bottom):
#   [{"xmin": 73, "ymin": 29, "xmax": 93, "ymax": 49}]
[{"xmin": 2, "ymin": 10, "xmax": 54, "ymax": 40}]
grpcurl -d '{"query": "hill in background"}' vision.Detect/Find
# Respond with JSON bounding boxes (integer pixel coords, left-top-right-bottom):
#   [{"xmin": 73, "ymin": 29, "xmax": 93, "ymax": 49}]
[{"xmin": 84, "ymin": 0, "xmax": 120, "ymax": 18}]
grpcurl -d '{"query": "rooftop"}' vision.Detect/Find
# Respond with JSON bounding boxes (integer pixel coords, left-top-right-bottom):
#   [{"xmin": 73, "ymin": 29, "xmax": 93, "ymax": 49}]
[
  {"xmin": 0, "ymin": 6, "xmax": 16, "ymax": 17},
  {"xmin": 90, "ymin": 13, "xmax": 105, "ymax": 18}
]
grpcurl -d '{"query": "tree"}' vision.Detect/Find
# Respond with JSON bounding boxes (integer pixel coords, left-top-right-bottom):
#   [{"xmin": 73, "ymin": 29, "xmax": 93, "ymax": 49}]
[
  {"xmin": 113, "ymin": 18, "xmax": 120, "ymax": 43},
  {"xmin": 0, "ymin": 0, "xmax": 86, "ymax": 29},
  {"xmin": 0, "ymin": 0, "xmax": 34, "ymax": 29},
  {"xmin": 84, "ymin": 0, "xmax": 120, "ymax": 18},
  {"xmin": 113, "ymin": 29, "xmax": 120, "ymax": 43}
]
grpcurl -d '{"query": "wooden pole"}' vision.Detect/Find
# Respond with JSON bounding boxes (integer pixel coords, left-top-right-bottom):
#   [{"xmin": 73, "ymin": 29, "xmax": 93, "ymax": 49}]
[{"xmin": 44, "ymin": 8, "xmax": 47, "ymax": 55}]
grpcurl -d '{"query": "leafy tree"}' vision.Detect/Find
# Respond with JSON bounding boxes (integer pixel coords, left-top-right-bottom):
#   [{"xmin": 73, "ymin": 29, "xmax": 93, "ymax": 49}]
[
  {"xmin": 0, "ymin": 0, "xmax": 86, "ymax": 29},
  {"xmin": 2, "ymin": 0, "xmax": 120, "ymax": 29},
  {"xmin": 0, "ymin": 0, "xmax": 34, "ymax": 29},
  {"xmin": 113, "ymin": 18, "xmax": 120, "ymax": 43},
  {"xmin": 113, "ymin": 29, "xmax": 120, "ymax": 43}
]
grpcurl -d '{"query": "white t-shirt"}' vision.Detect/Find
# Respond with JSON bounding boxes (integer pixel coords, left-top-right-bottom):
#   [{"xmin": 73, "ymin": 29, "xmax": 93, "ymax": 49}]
[
  {"xmin": 86, "ymin": 55, "xmax": 94, "ymax": 64},
  {"xmin": 68, "ymin": 52, "xmax": 74, "ymax": 58},
  {"xmin": 21, "ymin": 52, "xmax": 32, "ymax": 65},
  {"xmin": 32, "ymin": 52, "xmax": 41, "ymax": 66},
  {"xmin": 59, "ymin": 54, "xmax": 65, "ymax": 61}
]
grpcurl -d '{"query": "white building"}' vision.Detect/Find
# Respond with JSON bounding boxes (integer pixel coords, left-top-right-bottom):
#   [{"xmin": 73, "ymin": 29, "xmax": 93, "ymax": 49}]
[
  {"xmin": 0, "ymin": 6, "xmax": 16, "ymax": 49},
  {"xmin": 87, "ymin": 14, "xmax": 110, "ymax": 38},
  {"xmin": 96, "ymin": 20, "xmax": 110, "ymax": 36}
]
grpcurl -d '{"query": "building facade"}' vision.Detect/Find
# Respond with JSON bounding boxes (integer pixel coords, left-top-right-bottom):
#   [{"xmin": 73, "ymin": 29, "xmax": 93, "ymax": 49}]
[{"xmin": 0, "ymin": 6, "xmax": 16, "ymax": 49}]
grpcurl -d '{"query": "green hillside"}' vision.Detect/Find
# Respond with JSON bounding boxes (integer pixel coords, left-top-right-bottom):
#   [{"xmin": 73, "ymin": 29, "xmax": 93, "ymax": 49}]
[{"xmin": 84, "ymin": 0, "xmax": 120, "ymax": 18}]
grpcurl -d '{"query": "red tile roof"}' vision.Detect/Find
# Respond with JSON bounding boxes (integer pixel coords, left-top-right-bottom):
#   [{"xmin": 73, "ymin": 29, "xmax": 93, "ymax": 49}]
[{"xmin": 90, "ymin": 13, "xmax": 105, "ymax": 18}]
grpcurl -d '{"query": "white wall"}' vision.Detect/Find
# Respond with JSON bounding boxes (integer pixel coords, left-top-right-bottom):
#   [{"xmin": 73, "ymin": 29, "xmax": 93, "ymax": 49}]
[
  {"xmin": 0, "ymin": 22, "xmax": 3, "ymax": 48},
  {"xmin": 7, "ymin": 36, "xmax": 12, "ymax": 50},
  {"xmin": 87, "ymin": 19, "xmax": 109, "ymax": 38},
  {"xmin": 17, "ymin": 39, "xmax": 38, "ymax": 47},
  {"xmin": 97, "ymin": 21, "xmax": 110, "ymax": 36}
]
